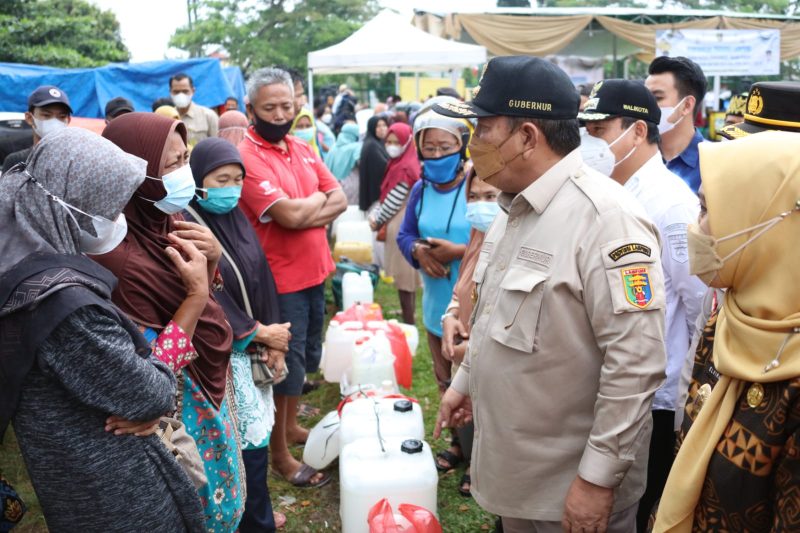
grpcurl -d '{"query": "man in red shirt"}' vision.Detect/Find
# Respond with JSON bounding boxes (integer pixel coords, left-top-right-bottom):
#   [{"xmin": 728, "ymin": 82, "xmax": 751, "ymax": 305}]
[{"xmin": 239, "ymin": 67, "xmax": 346, "ymax": 487}]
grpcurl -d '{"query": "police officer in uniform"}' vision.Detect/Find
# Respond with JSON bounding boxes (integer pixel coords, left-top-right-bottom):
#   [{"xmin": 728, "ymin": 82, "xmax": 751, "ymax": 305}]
[{"xmin": 433, "ymin": 56, "xmax": 667, "ymax": 533}]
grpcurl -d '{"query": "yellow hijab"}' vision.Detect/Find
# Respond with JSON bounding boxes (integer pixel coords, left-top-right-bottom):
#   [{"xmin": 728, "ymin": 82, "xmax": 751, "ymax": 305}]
[
  {"xmin": 655, "ymin": 131, "xmax": 800, "ymax": 532},
  {"xmin": 291, "ymin": 108, "xmax": 321, "ymax": 158}
]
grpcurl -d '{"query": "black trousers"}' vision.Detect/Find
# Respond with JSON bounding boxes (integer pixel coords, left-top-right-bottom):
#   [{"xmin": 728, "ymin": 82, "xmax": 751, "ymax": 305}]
[
  {"xmin": 239, "ymin": 447, "xmax": 277, "ymax": 533},
  {"xmin": 636, "ymin": 410, "xmax": 676, "ymax": 533}
]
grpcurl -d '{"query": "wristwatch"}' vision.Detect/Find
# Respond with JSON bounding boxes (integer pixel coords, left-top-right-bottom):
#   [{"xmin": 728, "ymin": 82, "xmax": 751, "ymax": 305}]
[{"xmin": 440, "ymin": 311, "xmax": 457, "ymax": 326}]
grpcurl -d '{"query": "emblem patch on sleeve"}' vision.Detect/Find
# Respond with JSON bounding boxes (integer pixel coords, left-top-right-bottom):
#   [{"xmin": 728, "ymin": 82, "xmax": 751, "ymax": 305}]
[
  {"xmin": 608, "ymin": 243, "xmax": 651, "ymax": 262},
  {"xmin": 621, "ymin": 267, "xmax": 653, "ymax": 309}
]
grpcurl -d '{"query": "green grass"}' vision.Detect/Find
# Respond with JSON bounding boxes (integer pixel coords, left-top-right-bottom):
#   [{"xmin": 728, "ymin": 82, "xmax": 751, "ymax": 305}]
[{"xmin": 0, "ymin": 280, "xmax": 496, "ymax": 532}]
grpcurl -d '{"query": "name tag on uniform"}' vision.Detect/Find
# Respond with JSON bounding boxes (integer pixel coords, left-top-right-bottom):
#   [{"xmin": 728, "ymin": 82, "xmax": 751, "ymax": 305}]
[{"xmin": 516, "ymin": 246, "xmax": 552, "ymax": 269}]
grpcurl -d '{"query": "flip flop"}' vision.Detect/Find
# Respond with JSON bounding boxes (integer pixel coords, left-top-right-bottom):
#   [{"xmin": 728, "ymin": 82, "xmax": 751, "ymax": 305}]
[
  {"xmin": 284, "ymin": 463, "xmax": 331, "ymax": 489},
  {"xmin": 435, "ymin": 449, "xmax": 463, "ymax": 473},
  {"xmin": 297, "ymin": 403, "xmax": 321, "ymax": 418},
  {"xmin": 274, "ymin": 511, "xmax": 287, "ymax": 529},
  {"xmin": 458, "ymin": 473, "xmax": 472, "ymax": 497}
]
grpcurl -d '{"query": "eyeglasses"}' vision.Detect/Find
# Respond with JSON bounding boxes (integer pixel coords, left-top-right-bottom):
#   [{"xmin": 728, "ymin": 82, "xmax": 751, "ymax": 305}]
[{"xmin": 421, "ymin": 145, "xmax": 457, "ymax": 157}]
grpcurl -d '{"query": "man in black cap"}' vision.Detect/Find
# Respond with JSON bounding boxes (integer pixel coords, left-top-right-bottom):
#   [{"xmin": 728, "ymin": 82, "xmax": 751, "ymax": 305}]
[
  {"xmin": 719, "ymin": 81, "xmax": 800, "ymax": 140},
  {"xmin": 2, "ymin": 85, "xmax": 72, "ymax": 173},
  {"xmin": 433, "ymin": 57, "xmax": 666, "ymax": 533},
  {"xmin": 104, "ymin": 96, "xmax": 134, "ymax": 123},
  {"xmin": 580, "ymin": 79, "xmax": 706, "ymax": 532}
]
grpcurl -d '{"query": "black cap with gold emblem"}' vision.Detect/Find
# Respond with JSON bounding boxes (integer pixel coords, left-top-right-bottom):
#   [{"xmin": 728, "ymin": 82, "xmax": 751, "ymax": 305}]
[
  {"xmin": 719, "ymin": 81, "xmax": 800, "ymax": 139},
  {"xmin": 432, "ymin": 56, "xmax": 579, "ymax": 120},
  {"xmin": 577, "ymin": 79, "xmax": 661, "ymax": 125}
]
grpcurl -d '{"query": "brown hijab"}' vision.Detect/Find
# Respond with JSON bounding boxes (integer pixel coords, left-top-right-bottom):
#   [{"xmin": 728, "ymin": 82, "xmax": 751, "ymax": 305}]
[{"xmin": 95, "ymin": 112, "xmax": 233, "ymax": 409}]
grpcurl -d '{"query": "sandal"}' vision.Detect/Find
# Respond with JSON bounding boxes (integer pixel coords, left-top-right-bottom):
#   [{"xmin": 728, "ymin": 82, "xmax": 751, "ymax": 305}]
[
  {"xmin": 274, "ymin": 510, "xmax": 287, "ymax": 528},
  {"xmin": 302, "ymin": 380, "xmax": 322, "ymax": 395},
  {"xmin": 281, "ymin": 463, "xmax": 331, "ymax": 489},
  {"xmin": 435, "ymin": 449, "xmax": 463, "ymax": 473},
  {"xmin": 458, "ymin": 472, "xmax": 472, "ymax": 497},
  {"xmin": 297, "ymin": 403, "xmax": 321, "ymax": 418}
]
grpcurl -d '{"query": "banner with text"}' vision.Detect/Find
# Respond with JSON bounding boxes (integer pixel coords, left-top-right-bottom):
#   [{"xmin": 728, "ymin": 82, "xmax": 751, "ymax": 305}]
[{"xmin": 655, "ymin": 29, "xmax": 780, "ymax": 76}]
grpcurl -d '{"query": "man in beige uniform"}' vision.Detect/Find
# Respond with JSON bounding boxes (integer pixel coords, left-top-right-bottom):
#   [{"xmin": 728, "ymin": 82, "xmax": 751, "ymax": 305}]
[
  {"xmin": 434, "ymin": 56, "xmax": 667, "ymax": 533},
  {"xmin": 169, "ymin": 72, "xmax": 219, "ymax": 146}
]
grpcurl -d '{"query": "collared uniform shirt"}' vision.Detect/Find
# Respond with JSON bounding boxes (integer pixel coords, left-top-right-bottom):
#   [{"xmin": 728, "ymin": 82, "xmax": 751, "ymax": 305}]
[
  {"xmin": 451, "ymin": 149, "xmax": 666, "ymax": 521},
  {"xmin": 180, "ymin": 102, "xmax": 219, "ymax": 146},
  {"xmin": 666, "ymin": 129, "xmax": 704, "ymax": 193},
  {"xmin": 625, "ymin": 154, "xmax": 706, "ymax": 412}
]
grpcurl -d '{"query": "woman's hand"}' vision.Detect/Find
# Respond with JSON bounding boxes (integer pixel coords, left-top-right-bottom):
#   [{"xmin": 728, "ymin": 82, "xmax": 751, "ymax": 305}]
[
  {"xmin": 415, "ymin": 244, "xmax": 447, "ymax": 278},
  {"xmin": 368, "ymin": 216, "xmax": 379, "ymax": 231},
  {"xmin": 442, "ymin": 313, "xmax": 469, "ymax": 361},
  {"xmin": 165, "ymin": 235, "xmax": 208, "ymax": 298},
  {"xmin": 426, "ymin": 237, "xmax": 466, "ymax": 264},
  {"xmin": 255, "ymin": 322, "xmax": 292, "ymax": 352},
  {"xmin": 105, "ymin": 415, "xmax": 161, "ymax": 437},
  {"xmin": 171, "ymin": 221, "xmax": 222, "ymax": 271},
  {"xmin": 265, "ymin": 348, "xmax": 286, "ymax": 378}
]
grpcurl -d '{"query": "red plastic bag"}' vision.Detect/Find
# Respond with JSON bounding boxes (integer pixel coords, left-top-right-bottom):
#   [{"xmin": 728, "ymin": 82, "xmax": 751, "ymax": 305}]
[
  {"xmin": 335, "ymin": 302, "xmax": 384, "ymax": 323},
  {"xmin": 367, "ymin": 498, "xmax": 442, "ymax": 533}
]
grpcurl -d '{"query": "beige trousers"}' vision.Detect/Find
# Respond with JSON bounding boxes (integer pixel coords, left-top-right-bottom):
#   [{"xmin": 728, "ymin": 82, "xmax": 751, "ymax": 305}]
[{"xmin": 501, "ymin": 504, "xmax": 637, "ymax": 533}]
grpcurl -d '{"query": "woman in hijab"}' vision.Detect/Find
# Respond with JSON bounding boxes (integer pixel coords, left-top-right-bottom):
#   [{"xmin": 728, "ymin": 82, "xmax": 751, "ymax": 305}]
[
  {"xmin": 218, "ymin": 110, "xmax": 249, "ymax": 147},
  {"xmin": 0, "ymin": 128, "xmax": 206, "ymax": 532},
  {"xmin": 184, "ymin": 137, "xmax": 292, "ymax": 532},
  {"xmin": 358, "ymin": 115, "xmax": 390, "ymax": 212},
  {"xmin": 291, "ymin": 107, "xmax": 322, "ymax": 159},
  {"xmin": 97, "ymin": 112, "xmax": 245, "ymax": 532},
  {"xmin": 439, "ymin": 165, "xmax": 500, "ymax": 496},
  {"xmin": 653, "ymin": 131, "xmax": 800, "ymax": 531},
  {"xmin": 368, "ymin": 122, "xmax": 421, "ymax": 325},
  {"xmin": 324, "ymin": 122, "xmax": 362, "ymax": 205}
]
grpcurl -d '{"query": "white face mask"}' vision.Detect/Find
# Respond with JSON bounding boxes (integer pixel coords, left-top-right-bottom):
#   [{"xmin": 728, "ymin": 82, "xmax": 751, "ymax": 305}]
[
  {"xmin": 579, "ymin": 128, "xmax": 614, "ymax": 176},
  {"xmin": 144, "ymin": 165, "xmax": 196, "ymax": 214},
  {"xmin": 172, "ymin": 92, "xmax": 192, "ymax": 109},
  {"xmin": 386, "ymin": 145, "xmax": 404, "ymax": 159},
  {"xmin": 608, "ymin": 122, "xmax": 637, "ymax": 168},
  {"xmin": 32, "ymin": 117, "xmax": 68, "ymax": 139},
  {"xmin": 57, "ymin": 199, "xmax": 128, "ymax": 255},
  {"xmin": 322, "ymin": 113, "xmax": 332, "ymax": 124},
  {"xmin": 658, "ymin": 96, "xmax": 688, "ymax": 135}
]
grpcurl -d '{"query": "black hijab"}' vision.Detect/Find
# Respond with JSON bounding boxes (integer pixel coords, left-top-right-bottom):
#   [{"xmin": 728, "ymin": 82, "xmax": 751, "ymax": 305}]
[
  {"xmin": 184, "ymin": 138, "xmax": 279, "ymax": 340},
  {"xmin": 358, "ymin": 115, "xmax": 390, "ymax": 211}
]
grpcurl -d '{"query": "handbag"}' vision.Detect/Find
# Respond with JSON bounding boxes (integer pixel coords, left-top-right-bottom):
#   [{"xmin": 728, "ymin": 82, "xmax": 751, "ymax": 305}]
[
  {"xmin": 156, "ymin": 416, "xmax": 208, "ymax": 489},
  {"xmin": 185, "ymin": 205, "xmax": 288, "ymax": 387}
]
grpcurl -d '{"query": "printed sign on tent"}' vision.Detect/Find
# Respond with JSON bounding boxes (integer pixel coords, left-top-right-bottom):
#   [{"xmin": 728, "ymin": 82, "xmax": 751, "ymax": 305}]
[{"xmin": 655, "ymin": 29, "xmax": 780, "ymax": 76}]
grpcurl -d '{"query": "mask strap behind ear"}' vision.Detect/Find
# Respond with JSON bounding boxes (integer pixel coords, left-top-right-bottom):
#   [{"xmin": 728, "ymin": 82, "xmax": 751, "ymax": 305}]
[{"xmin": 718, "ymin": 200, "xmax": 800, "ymax": 262}]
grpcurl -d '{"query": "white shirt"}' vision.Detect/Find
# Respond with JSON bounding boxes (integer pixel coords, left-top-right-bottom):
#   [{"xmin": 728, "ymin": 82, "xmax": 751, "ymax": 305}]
[{"xmin": 624, "ymin": 153, "xmax": 706, "ymax": 411}]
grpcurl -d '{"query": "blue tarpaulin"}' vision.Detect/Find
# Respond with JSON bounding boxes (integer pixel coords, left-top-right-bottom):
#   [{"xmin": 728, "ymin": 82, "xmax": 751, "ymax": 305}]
[{"xmin": 0, "ymin": 58, "xmax": 246, "ymax": 118}]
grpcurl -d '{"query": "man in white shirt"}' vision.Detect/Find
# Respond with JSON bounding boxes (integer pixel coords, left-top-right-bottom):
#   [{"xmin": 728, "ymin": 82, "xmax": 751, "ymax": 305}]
[{"xmin": 580, "ymin": 79, "xmax": 707, "ymax": 532}]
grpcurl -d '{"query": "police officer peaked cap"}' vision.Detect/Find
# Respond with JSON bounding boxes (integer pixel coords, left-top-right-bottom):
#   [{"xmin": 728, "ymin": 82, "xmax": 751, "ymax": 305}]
[
  {"xmin": 433, "ymin": 56, "xmax": 580, "ymax": 121},
  {"xmin": 719, "ymin": 81, "xmax": 800, "ymax": 139}
]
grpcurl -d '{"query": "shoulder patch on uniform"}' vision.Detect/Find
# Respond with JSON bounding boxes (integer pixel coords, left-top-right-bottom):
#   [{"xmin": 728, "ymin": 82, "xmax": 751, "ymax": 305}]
[
  {"xmin": 621, "ymin": 267, "xmax": 653, "ymax": 309},
  {"xmin": 664, "ymin": 223, "xmax": 689, "ymax": 264},
  {"xmin": 608, "ymin": 243, "xmax": 652, "ymax": 262}
]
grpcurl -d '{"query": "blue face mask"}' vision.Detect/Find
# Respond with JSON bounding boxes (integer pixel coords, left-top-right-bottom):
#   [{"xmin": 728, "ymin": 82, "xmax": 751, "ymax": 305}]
[
  {"xmin": 465, "ymin": 200, "xmax": 500, "ymax": 233},
  {"xmin": 422, "ymin": 152, "xmax": 461, "ymax": 184},
  {"xmin": 196, "ymin": 186, "xmax": 242, "ymax": 215},
  {"xmin": 145, "ymin": 165, "xmax": 196, "ymax": 214},
  {"xmin": 293, "ymin": 128, "xmax": 315, "ymax": 144}
]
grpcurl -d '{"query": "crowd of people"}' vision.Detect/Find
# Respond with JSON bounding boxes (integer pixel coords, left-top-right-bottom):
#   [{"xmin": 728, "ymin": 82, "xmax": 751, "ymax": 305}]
[{"xmin": 0, "ymin": 52, "xmax": 798, "ymax": 533}]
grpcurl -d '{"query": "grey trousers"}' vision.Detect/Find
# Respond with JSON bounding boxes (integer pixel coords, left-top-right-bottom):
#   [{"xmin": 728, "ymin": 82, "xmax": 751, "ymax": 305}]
[{"xmin": 501, "ymin": 504, "xmax": 637, "ymax": 533}]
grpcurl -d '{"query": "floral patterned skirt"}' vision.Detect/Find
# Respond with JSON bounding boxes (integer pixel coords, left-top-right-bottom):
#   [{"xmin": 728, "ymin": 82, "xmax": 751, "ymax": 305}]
[{"xmin": 181, "ymin": 372, "xmax": 245, "ymax": 532}]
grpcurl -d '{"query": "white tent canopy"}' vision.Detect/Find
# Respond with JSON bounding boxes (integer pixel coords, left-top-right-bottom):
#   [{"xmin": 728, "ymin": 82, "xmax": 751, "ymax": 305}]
[{"xmin": 308, "ymin": 10, "xmax": 487, "ymax": 75}]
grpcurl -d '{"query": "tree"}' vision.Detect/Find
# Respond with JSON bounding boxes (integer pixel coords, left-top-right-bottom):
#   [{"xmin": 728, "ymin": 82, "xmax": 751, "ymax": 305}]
[
  {"xmin": 0, "ymin": 0, "xmax": 130, "ymax": 67},
  {"xmin": 497, "ymin": 0, "xmax": 531, "ymax": 6},
  {"xmin": 170, "ymin": 0, "xmax": 378, "ymax": 75}
]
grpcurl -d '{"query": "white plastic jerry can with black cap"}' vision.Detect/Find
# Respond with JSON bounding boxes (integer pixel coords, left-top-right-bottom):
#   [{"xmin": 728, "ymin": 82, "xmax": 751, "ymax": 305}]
[
  {"xmin": 339, "ymin": 397, "xmax": 424, "ymax": 449},
  {"xmin": 340, "ymin": 437, "xmax": 438, "ymax": 533}
]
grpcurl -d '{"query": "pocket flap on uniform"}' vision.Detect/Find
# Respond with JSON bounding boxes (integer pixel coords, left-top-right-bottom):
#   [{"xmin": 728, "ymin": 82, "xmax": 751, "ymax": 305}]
[
  {"xmin": 472, "ymin": 259, "xmax": 489, "ymax": 283},
  {"xmin": 499, "ymin": 266, "xmax": 548, "ymax": 292}
]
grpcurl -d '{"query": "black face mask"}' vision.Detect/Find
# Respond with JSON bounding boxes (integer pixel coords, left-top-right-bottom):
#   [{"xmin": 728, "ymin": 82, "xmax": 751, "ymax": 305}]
[{"xmin": 252, "ymin": 114, "xmax": 293, "ymax": 144}]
